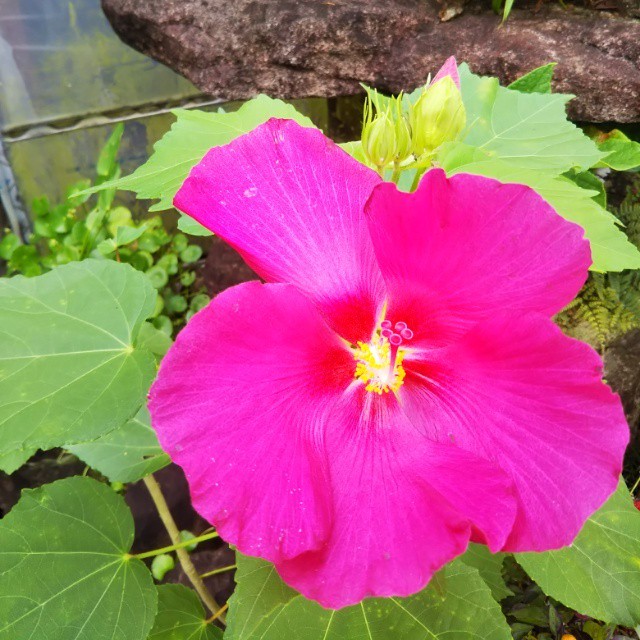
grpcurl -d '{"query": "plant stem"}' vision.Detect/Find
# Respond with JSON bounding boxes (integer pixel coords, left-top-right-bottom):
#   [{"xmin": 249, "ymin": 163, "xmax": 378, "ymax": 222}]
[
  {"xmin": 200, "ymin": 563, "xmax": 237, "ymax": 579},
  {"xmin": 206, "ymin": 602, "xmax": 229, "ymax": 624},
  {"xmin": 142, "ymin": 475, "xmax": 224, "ymax": 621},
  {"xmin": 134, "ymin": 531, "xmax": 219, "ymax": 559},
  {"xmin": 410, "ymin": 170, "xmax": 422, "ymax": 191}
]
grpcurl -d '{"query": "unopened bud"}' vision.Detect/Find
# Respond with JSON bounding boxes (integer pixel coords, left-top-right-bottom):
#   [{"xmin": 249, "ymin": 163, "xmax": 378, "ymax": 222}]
[
  {"xmin": 151, "ymin": 554, "xmax": 175, "ymax": 581},
  {"xmin": 410, "ymin": 76, "xmax": 466, "ymax": 157},
  {"xmin": 362, "ymin": 94, "xmax": 413, "ymax": 170},
  {"xmin": 391, "ymin": 96, "xmax": 412, "ymax": 164}
]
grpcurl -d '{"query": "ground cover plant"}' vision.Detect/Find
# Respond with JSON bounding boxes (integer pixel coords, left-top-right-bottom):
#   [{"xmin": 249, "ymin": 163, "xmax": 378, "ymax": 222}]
[{"xmin": 1, "ymin": 58, "xmax": 640, "ymax": 640}]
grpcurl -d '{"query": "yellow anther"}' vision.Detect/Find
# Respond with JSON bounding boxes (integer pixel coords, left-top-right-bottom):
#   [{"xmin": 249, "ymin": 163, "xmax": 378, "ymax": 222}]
[{"xmin": 353, "ymin": 339, "xmax": 406, "ymax": 394}]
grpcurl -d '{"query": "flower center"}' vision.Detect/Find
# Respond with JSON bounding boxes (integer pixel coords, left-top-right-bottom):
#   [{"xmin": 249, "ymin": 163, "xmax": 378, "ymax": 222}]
[{"xmin": 353, "ymin": 320, "xmax": 414, "ymax": 394}]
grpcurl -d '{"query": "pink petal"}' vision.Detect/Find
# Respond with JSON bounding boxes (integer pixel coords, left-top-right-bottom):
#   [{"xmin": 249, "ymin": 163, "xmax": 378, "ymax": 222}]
[
  {"xmin": 149, "ymin": 281, "xmax": 355, "ymax": 563},
  {"xmin": 174, "ymin": 119, "xmax": 385, "ymax": 343},
  {"xmin": 431, "ymin": 56, "xmax": 460, "ymax": 88},
  {"xmin": 276, "ymin": 389, "xmax": 516, "ymax": 608},
  {"xmin": 366, "ymin": 169, "xmax": 591, "ymax": 331},
  {"xmin": 400, "ymin": 312, "xmax": 628, "ymax": 552}
]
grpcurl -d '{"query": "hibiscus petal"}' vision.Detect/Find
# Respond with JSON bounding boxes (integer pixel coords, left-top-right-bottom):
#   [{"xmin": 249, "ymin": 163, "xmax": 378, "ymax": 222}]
[
  {"xmin": 276, "ymin": 389, "xmax": 516, "ymax": 608},
  {"xmin": 431, "ymin": 56, "xmax": 460, "ymax": 88},
  {"xmin": 174, "ymin": 119, "xmax": 385, "ymax": 342},
  {"xmin": 400, "ymin": 312, "xmax": 629, "ymax": 552},
  {"xmin": 149, "ymin": 281, "xmax": 356, "ymax": 563},
  {"xmin": 366, "ymin": 169, "xmax": 591, "ymax": 325}
]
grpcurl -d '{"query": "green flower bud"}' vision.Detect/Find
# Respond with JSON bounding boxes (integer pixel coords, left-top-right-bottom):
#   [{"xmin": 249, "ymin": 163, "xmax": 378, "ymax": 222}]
[
  {"xmin": 390, "ymin": 96, "xmax": 413, "ymax": 164},
  {"xmin": 178, "ymin": 529, "xmax": 199, "ymax": 552},
  {"xmin": 410, "ymin": 76, "xmax": 466, "ymax": 157},
  {"xmin": 151, "ymin": 553, "xmax": 175, "ymax": 581},
  {"xmin": 362, "ymin": 100, "xmax": 397, "ymax": 170}
]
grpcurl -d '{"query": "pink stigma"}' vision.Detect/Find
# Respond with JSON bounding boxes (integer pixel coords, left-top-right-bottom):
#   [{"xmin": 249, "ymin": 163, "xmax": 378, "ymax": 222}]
[{"xmin": 381, "ymin": 320, "xmax": 413, "ymax": 379}]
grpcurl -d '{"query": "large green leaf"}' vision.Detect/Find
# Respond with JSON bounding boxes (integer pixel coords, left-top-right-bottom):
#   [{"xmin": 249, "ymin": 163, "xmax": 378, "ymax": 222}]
[
  {"xmin": 67, "ymin": 405, "xmax": 170, "ymax": 483},
  {"xmin": 508, "ymin": 63, "xmax": 556, "ymax": 95},
  {"xmin": 225, "ymin": 554, "xmax": 511, "ymax": 640},
  {"xmin": 517, "ymin": 480, "xmax": 640, "ymax": 626},
  {"xmin": 0, "ymin": 476, "xmax": 157, "ymax": 640},
  {"xmin": 92, "ymin": 96, "xmax": 316, "ymax": 212},
  {"xmin": 460, "ymin": 544, "xmax": 512, "ymax": 602},
  {"xmin": 149, "ymin": 585, "xmax": 222, "ymax": 640},
  {"xmin": 177, "ymin": 215, "xmax": 212, "ymax": 237},
  {"xmin": 0, "ymin": 446, "xmax": 36, "ymax": 475},
  {"xmin": 438, "ymin": 143, "xmax": 640, "ymax": 272},
  {"xmin": 0, "ymin": 260, "xmax": 156, "ymax": 468},
  {"xmin": 459, "ymin": 64, "xmax": 603, "ymax": 173},
  {"xmin": 595, "ymin": 129, "xmax": 640, "ymax": 171}
]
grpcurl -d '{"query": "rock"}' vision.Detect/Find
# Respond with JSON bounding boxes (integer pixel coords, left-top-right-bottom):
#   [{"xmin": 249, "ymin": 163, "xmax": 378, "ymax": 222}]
[
  {"xmin": 605, "ymin": 329, "xmax": 640, "ymax": 480},
  {"xmin": 604, "ymin": 329, "xmax": 640, "ymax": 462},
  {"xmin": 101, "ymin": 0, "xmax": 640, "ymax": 122}
]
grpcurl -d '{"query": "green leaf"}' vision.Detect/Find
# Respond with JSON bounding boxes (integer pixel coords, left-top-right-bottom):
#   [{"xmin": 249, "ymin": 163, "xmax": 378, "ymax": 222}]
[
  {"xmin": 89, "ymin": 96, "xmax": 316, "ymax": 212},
  {"xmin": 0, "ymin": 233, "xmax": 20, "ymax": 261},
  {"xmin": 0, "ymin": 446, "xmax": 36, "ymax": 474},
  {"xmin": 67, "ymin": 405, "xmax": 170, "ymax": 483},
  {"xmin": 595, "ymin": 129, "xmax": 640, "ymax": 171},
  {"xmin": 147, "ymin": 265, "xmax": 169, "ymax": 289},
  {"xmin": 177, "ymin": 215, "xmax": 212, "ymax": 237},
  {"xmin": 517, "ymin": 480, "xmax": 640, "ymax": 626},
  {"xmin": 438, "ymin": 143, "xmax": 640, "ymax": 272},
  {"xmin": 166, "ymin": 295, "xmax": 188, "ymax": 314},
  {"xmin": 180, "ymin": 245, "xmax": 203, "ymax": 263},
  {"xmin": 508, "ymin": 63, "xmax": 556, "ymax": 94},
  {"xmin": 136, "ymin": 321, "xmax": 174, "ymax": 357},
  {"xmin": 190, "ymin": 293, "xmax": 210, "ymax": 313},
  {"xmin": 0, "ymin": 260, "xmax": 156, "ymax": 467},
  {"xmin": 339, "ymin": 140, "xmax": 367, "ymax": 164},
  {"xmin": 502, "ymin": 0, "xmax": 515, "ymax": 21},
  {"xmin": 460, "ymin": 544, "xmax": 512, "ymax": 602},
  {"xmin": 150, "ymin": 584, "xmax": 222, "ymax": 640},
  {"xmin": 115, "ymin": 224, "xmax": 147, "ymax": 247},
  {"xmin": 106, "ymin": 206, "xmax": 133, "ymax": 235},
  {"xmin": 157, "ymin": 254, "xmax": 179, "ymax": 276},
  {"xmin": 96, "ymin": 123, "xmax": 124, "ymax": 178},
  {"xmin": 459, "ymin": 64, "xmax": 603, "ymax": 172},
  {"xmin": 0, "ymin": 476, "xmax": 157, "ymax": 640},
  {"xmin": 153, "ymin": 315, "xmax": 174, "ymax": 336},
  {"xmin": 225, "ymin": 554, "xmax": 511, "ymax": 640},
  {"xmin": 96, "ymin": 238, "xmax": 118, "ymax": 256},
  {"xmin": 171, "ymin": 234, "xmax": 189, "ymax": 253},
  {"xmin": 569, "ymin": 170, "xmax": 607, "ymax": 208}
]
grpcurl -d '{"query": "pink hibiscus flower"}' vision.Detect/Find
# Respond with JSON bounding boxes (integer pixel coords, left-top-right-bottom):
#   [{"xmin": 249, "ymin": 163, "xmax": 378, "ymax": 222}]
[{"xmin": 149, "ymin": 94, "xmax": 628, "ymax": 610}]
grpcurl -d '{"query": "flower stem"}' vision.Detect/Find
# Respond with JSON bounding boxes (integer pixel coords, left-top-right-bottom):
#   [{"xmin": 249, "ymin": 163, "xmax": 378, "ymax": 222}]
[
  {"xmin": 200, "ymin": 563, "xmax": 237, "ymax": 579},
  {"xmin": 134, "ymin": 531, "xmax": 219, "ymax": 559},
  {"xmin": 410, "ymin": 170, "xmax": 422, "ymax": 192},
  {"xmin": 206, "ymin": 602, "xmax": 229, "ymax": 624},
  {"xmin": 142, "ymin": 475, "xmax": 224, "ymax": 621}
]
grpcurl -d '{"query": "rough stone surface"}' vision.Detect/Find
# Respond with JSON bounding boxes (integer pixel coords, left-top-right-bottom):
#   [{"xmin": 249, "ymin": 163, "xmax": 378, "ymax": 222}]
[
  {"xmin": 604, "ymin": 329, "xmax": 640, "ymax": 475},
  {"xmin": 605, "ymin": 329, "xmax": 640, "ymax": 435},
  {"xmin": 101, "ymin": 0, "xmax": 640, "ymax": 122}
]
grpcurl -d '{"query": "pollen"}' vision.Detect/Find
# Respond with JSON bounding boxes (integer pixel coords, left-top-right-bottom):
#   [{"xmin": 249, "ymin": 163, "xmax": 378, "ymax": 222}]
[{"xmin": 353, "ymin": 321, "xmax": 413, "ymax": 394}]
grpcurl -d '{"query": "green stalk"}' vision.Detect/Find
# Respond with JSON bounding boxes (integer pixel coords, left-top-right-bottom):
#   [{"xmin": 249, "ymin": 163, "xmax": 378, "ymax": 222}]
[{"xmin": 142, "ymin": 475, "xmax": 224, "ymax": 621}]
